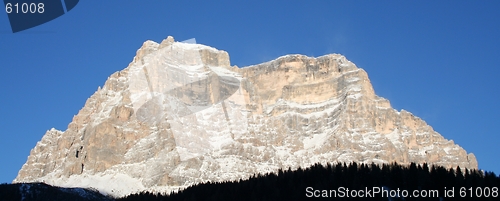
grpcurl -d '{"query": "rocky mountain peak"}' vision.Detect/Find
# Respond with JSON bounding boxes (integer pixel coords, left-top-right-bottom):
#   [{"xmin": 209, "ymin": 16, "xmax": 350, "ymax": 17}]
[{"xmin": 14, "ymin": 36, "xmax": 477, "ymax": 197}]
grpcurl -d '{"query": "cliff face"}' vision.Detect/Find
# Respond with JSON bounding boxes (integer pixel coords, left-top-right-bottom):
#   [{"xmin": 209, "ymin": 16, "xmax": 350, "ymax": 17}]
[{"xmin": 14, "ymin": 36, "xmax": 477, "ymax": 197}]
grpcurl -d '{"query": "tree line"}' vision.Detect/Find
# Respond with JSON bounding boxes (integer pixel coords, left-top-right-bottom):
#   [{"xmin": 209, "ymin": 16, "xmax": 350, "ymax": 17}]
[
  {"xmin": 1, "ymin": 162, "xmax": 498, "ymax": 200},
  {"xmin": 118, "ymin": 162, "xmax": 499, "ymax": 201}
]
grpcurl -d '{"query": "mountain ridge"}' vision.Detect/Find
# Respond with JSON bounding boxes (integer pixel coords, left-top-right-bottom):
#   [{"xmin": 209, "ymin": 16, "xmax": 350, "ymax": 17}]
[{"xmin": 14, "ymin": 36, "xmax": 477, "ymax": 197}]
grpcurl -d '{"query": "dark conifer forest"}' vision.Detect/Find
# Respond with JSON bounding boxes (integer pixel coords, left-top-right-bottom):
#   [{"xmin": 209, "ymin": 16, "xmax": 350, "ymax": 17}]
[
  {"xmin": 118, "ymin": 162, "xmax": 499, "ymax": 201},
  {"xmin": 2, "ymin": 162, "xmax": 499, "ymax": 201}
]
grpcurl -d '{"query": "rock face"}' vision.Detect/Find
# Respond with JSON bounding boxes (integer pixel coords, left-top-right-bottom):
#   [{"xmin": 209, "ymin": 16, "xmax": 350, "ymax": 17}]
[{"xmin": 14, "ymin": 36, "xmax": 477, "ymax": 197}]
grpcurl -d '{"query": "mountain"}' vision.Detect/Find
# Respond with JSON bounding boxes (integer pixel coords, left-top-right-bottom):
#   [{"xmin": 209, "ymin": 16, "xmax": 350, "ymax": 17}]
[{"xmin": 14, "ymin": 36, "xmax": 477, "ymax": 197}]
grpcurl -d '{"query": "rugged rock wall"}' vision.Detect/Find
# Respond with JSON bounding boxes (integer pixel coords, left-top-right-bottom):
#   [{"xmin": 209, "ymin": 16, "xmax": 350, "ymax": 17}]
[{"xmin": 15, "ymin": 36, "xmax": 477, "ymax": 197}]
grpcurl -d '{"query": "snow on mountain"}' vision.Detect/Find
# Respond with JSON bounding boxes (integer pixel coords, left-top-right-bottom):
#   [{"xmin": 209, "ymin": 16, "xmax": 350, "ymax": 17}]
[{"xmin": 14, "ymin": 36, "xmax": 477, "ymax": 198}]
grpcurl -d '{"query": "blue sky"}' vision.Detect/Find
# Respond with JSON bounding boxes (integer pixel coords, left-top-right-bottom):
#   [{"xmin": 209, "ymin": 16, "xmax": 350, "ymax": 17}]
[{"xmin": 1, "ymin": 1, "xmax": 499, "ymax": 183}]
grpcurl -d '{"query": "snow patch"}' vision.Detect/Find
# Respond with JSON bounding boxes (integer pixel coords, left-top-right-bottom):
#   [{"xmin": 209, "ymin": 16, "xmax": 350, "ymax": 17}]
[
  {"xmin": 303, "ymin": 133, "xmax": 329, "ymax": 149},
  {"xmin": 47, "ymin": 172, "xmax": 146, "ymax": 198}
]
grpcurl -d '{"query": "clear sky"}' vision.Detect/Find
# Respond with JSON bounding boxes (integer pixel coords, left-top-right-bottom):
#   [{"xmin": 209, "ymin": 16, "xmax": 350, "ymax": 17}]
[{"xmin": 1, "ymin": 1, "xmax": 499, "ymax": 183}]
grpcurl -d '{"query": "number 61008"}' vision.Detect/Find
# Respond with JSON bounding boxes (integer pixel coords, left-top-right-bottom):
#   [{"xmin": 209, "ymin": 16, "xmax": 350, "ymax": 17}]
[{"xmin": 5, "ymin": 3, "xmax": 45, "ymax": 14}]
